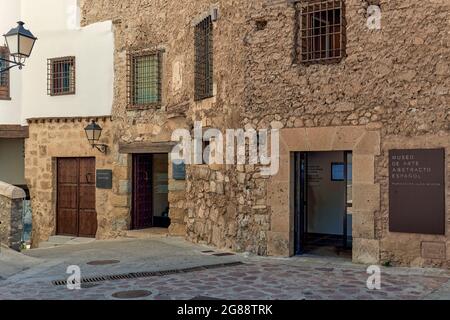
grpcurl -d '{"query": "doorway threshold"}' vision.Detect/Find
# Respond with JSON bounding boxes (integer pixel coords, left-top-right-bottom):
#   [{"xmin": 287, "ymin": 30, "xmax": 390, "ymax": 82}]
[{"xmin": 125, "ymin": 228, "xmax": 169, "ymax": 239}]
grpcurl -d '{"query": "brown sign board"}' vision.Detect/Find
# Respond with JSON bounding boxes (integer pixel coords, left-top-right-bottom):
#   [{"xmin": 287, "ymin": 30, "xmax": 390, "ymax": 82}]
[{"xmin": 389, "ymin": 148, "xmax": 445, "ymax": 235}]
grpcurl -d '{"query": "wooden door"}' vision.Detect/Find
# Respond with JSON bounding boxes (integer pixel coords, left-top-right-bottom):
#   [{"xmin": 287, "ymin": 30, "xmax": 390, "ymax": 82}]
[
  {"xmin": 57, "ymin": 158, "xmax": 97, "ymax": 237},
  {"xmin": 132, "ymin": 154, "xmax": 153, "ymax": 229},
  {"xmin": 78, "ymin": 158, "xmax": 97, "ymax": 237}
]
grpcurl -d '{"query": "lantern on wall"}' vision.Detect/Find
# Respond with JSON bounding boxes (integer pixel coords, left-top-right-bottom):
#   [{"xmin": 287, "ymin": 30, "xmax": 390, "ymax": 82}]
[
  {"xmin": 84, "ymin": 120, "xmax": 108, "ymax": 154},
  {"xmin": 1, "ymin": 21, "xmax": 37, "ymax": 73}
]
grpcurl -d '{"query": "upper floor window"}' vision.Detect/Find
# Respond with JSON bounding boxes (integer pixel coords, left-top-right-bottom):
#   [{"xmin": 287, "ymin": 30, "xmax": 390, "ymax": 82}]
[
  {"xmin": 0, "ymin": 46, "xmax": 10, "ymax": 100},
  {"xmin": 298, "ymin": 0, "xmax": 346, "ymax": 64},
  {"xmin": 127, "ymin": 50, "xmax": 162, "ymax": 108},
  {"xmin": 47, "ymin": 57, "xmax": 76, "ymax": 96},
  {"xmin": 194, "ymin": 15, "xmax": 213, "ymax": 101}
]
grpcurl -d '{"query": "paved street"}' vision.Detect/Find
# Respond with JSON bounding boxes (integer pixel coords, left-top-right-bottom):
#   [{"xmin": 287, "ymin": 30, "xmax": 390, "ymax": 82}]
[{"xmin": 0, "ymin": 237, "xmax": 449, "ymax": 300}]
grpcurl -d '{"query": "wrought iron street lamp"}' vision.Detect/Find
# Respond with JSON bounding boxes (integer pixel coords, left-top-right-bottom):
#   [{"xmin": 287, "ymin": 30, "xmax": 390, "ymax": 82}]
[
  {"xmin": 84, "ymin": 120, "xmax": 108, "ymax": 154},
  {"xmin": 0, "ymin": 21, "xmax": 37, "ymax": 74}
]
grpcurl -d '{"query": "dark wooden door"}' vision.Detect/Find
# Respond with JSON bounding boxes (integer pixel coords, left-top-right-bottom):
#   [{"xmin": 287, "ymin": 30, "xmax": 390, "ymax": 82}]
[
  {"xmin": 57, "ymin": 158, "xmax": 97, "ymax": 237},
  {"xmin": 132, "ymin": 154, "xmax": 153, "ymax": 229}
]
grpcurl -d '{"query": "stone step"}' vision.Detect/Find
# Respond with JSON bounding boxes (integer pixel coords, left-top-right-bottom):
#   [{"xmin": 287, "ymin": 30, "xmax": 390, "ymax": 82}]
[{"xmin": 125, "ymin": 228, "xmax": 169, "ymax": 239}]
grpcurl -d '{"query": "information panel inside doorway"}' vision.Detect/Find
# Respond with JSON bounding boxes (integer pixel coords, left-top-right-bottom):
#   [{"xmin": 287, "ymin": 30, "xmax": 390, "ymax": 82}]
[{"xmin": 389, "ymin": 148, "xmax": 445, "ymax": 235}]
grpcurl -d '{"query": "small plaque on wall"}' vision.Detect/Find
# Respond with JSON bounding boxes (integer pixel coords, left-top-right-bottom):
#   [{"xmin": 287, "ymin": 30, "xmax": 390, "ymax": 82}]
[
  {"xmin": 389, "ymin": 148, "xmax": 445, "ymax": 235},
  {"xmin": 173, "ymin": 163, "xmax": 186, "ymax": 180},
  {"xmin": 96, "ymin": 170, "xmax": 113, "ymax": 189}
]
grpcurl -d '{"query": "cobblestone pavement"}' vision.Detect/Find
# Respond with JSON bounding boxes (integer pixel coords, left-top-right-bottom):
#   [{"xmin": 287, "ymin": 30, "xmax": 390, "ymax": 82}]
[{"xmin": 0, "ymin": 254, "xmax": 449, "ymax": 300}]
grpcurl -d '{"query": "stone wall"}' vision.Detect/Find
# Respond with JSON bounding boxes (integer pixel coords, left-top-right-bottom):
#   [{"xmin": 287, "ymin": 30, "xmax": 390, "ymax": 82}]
[
  {"xmin": 239, "ymin": 0, "xmax": 450, "ymax": 266},
  {"xmin": 76, "ymin": 0, "xmax": 450, "ymax": 267},
  {"xmin": 0, "ymin": 182, "xmax": 25, "ymax": 251},
  {"xmin": 379, "ymin": 133, "xmax": 450, "ymax": 268},
  {"xmin": 25, "ymin": 117, "xmax": 118, "ymax": 245},
  {"xmin": 79, "ymin": 0, "xmax": 249, "ymax": 249}
]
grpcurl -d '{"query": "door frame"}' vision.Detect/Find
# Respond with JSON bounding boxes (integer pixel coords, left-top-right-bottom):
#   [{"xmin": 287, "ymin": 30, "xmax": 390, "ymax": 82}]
[
  {"xmin": 294, "ymin": 152, "xmax": 307, "ymax": 255},
  {"xmin": 293, "ymin": 151, "xmax": 352, "ymax": 255},
  {"xmin": 131, "ymin": 153, "xmax": 154, "ymax": 230}
]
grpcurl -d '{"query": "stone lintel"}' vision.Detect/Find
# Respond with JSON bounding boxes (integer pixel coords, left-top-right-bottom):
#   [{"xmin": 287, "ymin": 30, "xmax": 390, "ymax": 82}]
[{"xmin": 119, "ymin": 141, "xmax": 176, "ymax": 154}]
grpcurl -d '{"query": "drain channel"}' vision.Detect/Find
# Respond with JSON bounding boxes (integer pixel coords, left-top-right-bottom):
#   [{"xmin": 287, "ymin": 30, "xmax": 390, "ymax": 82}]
[{"xmin": 52, "ymin": 261, "xmax": 243, "ymax": 286}]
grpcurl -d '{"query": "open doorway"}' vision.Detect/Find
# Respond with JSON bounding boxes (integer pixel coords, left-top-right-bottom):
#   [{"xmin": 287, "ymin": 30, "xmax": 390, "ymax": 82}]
[
  {"xmin": 132, "ymin": 154, "xmax": 170, "ymax": 230},
  {"xmin": 294, "ymin": 151, "xmax": 352, "ymax": 258}
]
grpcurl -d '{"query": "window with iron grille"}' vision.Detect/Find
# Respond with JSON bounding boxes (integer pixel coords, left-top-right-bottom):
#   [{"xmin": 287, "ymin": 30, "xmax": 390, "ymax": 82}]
[
  {"xmin": 0, "ymin": 46, "xmax": 10, "ymax": 100},
  {"xmin": 297, "ymin": 0, "xmax": 346, "ymax": 64},
  {"xmin": 194, "ymin": 15, "xmax": 213, "ymax": 101},
  {"xmin": 47, "ymin": 57, "xmax": 76, "ymax": 96},
  {"xmin": 127, "ymin": 51, "xmax": 162, "ymax": 107}
]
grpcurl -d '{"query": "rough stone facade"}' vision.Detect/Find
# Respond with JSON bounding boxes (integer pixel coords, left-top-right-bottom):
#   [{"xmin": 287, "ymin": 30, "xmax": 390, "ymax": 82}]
[
  {"xmin": 0, "ymin": 182, "xmax": 25, "ymax": 251},
  {"xmin": 22, "ymin": 0, "xmax": 449, "ymax": 267},
  {"xmin": 78, "ymin": 0, "xmax": 248, "ymax": 250},
  {"xmin": 237, "ymin": 0, "xmax": 450, "ymax": 267},
  {"xmin": 25, "ymin": 117, "xmax": 116, "ymax": 245}
]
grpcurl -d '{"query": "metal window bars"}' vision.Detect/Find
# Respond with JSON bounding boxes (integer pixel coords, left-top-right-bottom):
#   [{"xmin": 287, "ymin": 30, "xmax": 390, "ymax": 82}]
[
  {"xmin": 194, "ymin": 15, "xmax": 213, "ymax": 101},
  {"xmin": 47, "ymin": 57, "xmax": 76, "ymax": 96},
  {"xmin": 297, "ymin": 0, "xmax": 346, "ymax": 64},
  {"xmin": 0, "ymin": 47, "xmax": 10, "ymax": 99},
  {"xmin": 127, "ymin": 50, "xmax": 162, "ymax": 108}
]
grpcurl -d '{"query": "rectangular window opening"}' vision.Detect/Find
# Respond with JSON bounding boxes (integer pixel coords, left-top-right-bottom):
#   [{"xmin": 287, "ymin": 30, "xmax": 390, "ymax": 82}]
[
  {"xmin": 194, "ymin": 15, "xmax": 213, "ymax": 101},
  {"xmin": 127, "ymin": 51, "xmax": 162, "ymax": 108},
  {"xmin": 47, "ymin": 57, "xmax": 76, "ymax": 96},
  {"xmin": 298, "ymin": 0, "xmax": 346, "ymax": 64}
]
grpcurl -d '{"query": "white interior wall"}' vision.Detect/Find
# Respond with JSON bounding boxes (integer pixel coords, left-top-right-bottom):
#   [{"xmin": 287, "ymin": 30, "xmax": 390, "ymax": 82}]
[{"xmin": 307, "ymin": 152, "xmax": 347, "ymax": 236}]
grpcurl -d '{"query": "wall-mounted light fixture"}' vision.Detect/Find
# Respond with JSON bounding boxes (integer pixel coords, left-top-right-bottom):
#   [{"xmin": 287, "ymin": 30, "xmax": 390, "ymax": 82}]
[
  {"xmin": 0, "ymin": 21, "xmax": 37, "ymax": 74},
  {"xmin": 84, "ymin": 120, "xmax": 108, "ymax": 154}
]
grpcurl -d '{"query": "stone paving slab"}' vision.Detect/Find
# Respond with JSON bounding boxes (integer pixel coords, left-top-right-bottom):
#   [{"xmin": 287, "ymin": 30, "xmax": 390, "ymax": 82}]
[
  {"xmin": 6, "ymin": 237, "xmax": 241, "ymax": 284},
  {"xmin": 1, "ymin": 238, "xmax": 449, "ymax": 300},
  {"xmin": 0, "ymin": 260, "xmax": 448, "ymax": 300},
  {"xmin": 0, "ymin": 246, "xmax": 42, "ymax": 280}
]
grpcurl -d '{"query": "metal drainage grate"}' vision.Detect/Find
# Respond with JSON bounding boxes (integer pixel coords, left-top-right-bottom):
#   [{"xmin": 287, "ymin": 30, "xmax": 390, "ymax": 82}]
[
  {"xmin": 52, "ymin": 261, "xmax": 243, "ymax": 286},
  {"xmin": 112, "ymin": 290, "xmax": 152, "ymax": 299},
  {"xmin": 87, "ymin": 260, "xmax": 120, "ymax": 266}
]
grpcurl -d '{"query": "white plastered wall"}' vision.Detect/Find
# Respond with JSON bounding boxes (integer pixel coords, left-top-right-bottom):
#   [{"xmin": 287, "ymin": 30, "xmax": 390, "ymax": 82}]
[{"xmin": 0, "ymin": 0, "xmax": 114, "ymax": 125}]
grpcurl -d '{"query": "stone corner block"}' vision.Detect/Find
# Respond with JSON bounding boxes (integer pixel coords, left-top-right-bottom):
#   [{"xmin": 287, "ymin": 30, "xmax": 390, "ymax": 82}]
[
  {"xmin": 354, "ymin": 131, "xmax": 381, "ymax": 156},
  {"xmin": 352, "ymin": 154, "xmax": 375, "ymax": 184},
  {"xmin": 0, "ymin": 181, "xmax": 26, "ymax": 199},
  {"xmin": 305, "ymin": 127, "xmax": 337, "ymax": 151},
  {"xmin": 352, "ymin": 210, "xmax": 375, "ymax": 239},
  {"xmin": 353, "ymin": 238, "xmax": 380, "ymax": 265},
  {"xmin": 352, "ymin": 183, "xmax": 380, "ymax": 211},
  {"xmin": 267, "ymin": 231, "xmax": 290, "ymax": 257}
]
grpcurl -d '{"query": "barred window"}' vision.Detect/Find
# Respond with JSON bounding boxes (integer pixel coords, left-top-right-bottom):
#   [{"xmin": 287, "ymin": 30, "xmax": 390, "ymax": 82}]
[
  {"xmin": 194, "ymin": 15, "xmax": 213, "ymax": 101},
  {"xmin": 297, "ymin": 0, "xmax": 346, "ymax": 64},
  {"xmin": 0, "ymin": 46, "xmax": 10, "ymax": 100},
  {"xmin": 47, "ymin": 57, "xmax": 76, "ymax": 96},
  {"xmin": 127, "ymin": 51, "xmax": 162, "ymax": 107}
]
